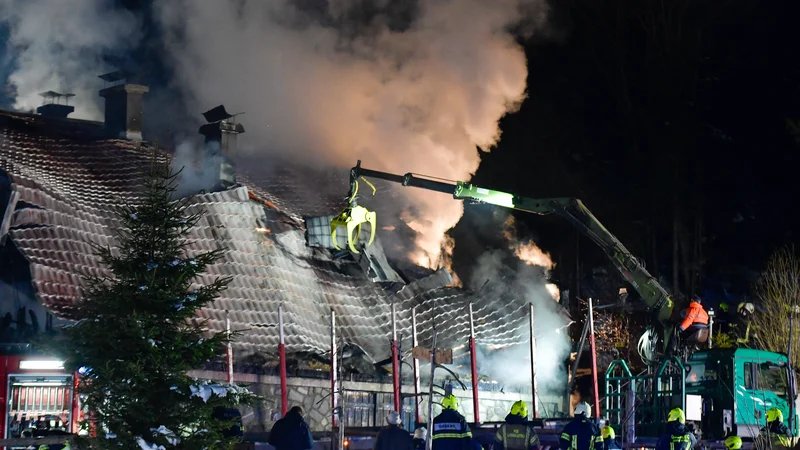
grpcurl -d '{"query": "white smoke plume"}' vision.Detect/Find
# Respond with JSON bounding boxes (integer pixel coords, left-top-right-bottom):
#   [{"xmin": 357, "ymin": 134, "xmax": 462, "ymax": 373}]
[
  {"xmin": 153, "ymin": 0, "xmax": 549, "ymax": 267},
  {"xmin": 170, "ymin": 139, "xmax": 226, "ymax": 199},
  {"xmin": 468, "ymin": 237, "xmax": 571, "ymax": 408},
  {"xmin": 0, "ymin": 0, "xmax": 139, "ymax": 120},
  {"xmin": 0, "ymin": 0, "xmax": 551, "ymax": 268}
]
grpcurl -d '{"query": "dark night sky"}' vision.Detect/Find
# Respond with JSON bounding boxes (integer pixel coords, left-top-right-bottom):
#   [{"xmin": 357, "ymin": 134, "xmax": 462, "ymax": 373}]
[{"xmin": 451, "ymin": 0, "xmax": 800, "ymax": 306}]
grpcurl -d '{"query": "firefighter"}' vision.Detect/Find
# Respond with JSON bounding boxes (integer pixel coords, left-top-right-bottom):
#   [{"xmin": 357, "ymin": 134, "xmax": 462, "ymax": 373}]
[
  {"xmin": 723, "ymin": 436, "xmax": 742, "ymax": 450},
  {"xmin": 756, "ymin": 407, "xmax": 792, "ymax": 450},
  {"xmin": 493, "ymin": 400, "xmax": 539, "ymax": 450},
  {"xmin": 600, "ymin": 424, "xmax": 620, "ymax": 450},
  {"xmin": 655, "ymin": 408, "xmax": 696, "ymax": 450},
  {"xmin": 559, "ymin": 402, "xmax": 603, "ymax": 450},
  {"xmin": 37, "ymin": 442, "xmax": 70, "ymax": 450},
  {"xmin": 668, "ymin": 296, "xmax": 709, "ymax": 354},
  {"xmin": 432, "ymin": 394, "xmax": 473, "ymax": 450}
]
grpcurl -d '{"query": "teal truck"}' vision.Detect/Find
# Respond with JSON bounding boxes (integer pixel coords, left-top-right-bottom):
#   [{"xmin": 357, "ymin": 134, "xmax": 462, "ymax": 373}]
[
  {"xmin": 606, "ymin": 348, "xmax": 798, "ymax": 446},
  {"xmin": 335, "ymin": 161, "xmax": 797, "ymax": 446}
]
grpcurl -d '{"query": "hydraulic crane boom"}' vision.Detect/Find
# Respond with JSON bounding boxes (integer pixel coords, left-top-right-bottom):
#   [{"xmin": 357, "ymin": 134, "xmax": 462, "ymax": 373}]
[{"xmin": 347, "ymin": 161, "xmax": 675, "ymax": 350}]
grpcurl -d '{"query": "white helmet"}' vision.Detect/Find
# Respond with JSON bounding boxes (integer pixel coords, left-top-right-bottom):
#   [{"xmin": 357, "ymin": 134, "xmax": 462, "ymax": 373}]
[
  {"xmin": 574, "ymin": 402, "xmax": 591, "ymax": 417},
  {"xmin": 414, "ymin": 427, "xmax": 428, "ymax": 440},
  {"xmin": 387, "ymin": 411, "xmax": 402, "ymax": 425}
]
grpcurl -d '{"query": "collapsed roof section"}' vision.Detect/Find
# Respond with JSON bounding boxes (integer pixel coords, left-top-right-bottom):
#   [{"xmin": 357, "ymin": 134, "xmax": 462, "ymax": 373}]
[{"xmin": 0, "ymin": 109, "xmax": 569, "ymax": 366}]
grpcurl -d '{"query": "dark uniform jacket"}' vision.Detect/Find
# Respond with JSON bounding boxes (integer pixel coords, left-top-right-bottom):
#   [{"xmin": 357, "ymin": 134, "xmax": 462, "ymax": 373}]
[
  {"xmin": 757, "ymin": 421, "xmax": 792, "ymax": 450},
  {"xmin": 432, "ymin": 409, "xmax": 473, "ymax": 450},
  {"xmin": 655, "ymin": 422, "xmax": 697, "ymax": 450},
  {"xmin": 494, "ymin": 414, "xmax": 540, "ymax": 450},
  {"xmin": 268, "ymin": 410, "xmax": 314, "ymax": 450},
  {"xmin": 559, "ymin": 414, "xmax": 603, "ymax": 450},
  {"xmin": 375, "ymin": 425, "xmax": 414, "ymax": 450}
]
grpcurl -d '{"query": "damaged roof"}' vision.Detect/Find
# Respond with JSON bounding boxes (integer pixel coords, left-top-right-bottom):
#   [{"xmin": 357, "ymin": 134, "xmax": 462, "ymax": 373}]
[{"xmin": 0, "ymin": 110, "xmax": 569, "ymax": 364}]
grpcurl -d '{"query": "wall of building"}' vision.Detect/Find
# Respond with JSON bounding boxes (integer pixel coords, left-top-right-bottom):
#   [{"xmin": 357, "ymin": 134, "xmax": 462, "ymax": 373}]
[{"xmin": 189, "ymin": 370, "xmax": 567, "ymax": 433}]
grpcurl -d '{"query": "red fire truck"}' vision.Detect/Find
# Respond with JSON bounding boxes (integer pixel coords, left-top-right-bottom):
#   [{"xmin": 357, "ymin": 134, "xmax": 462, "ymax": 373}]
[{"xmin": 0, "ymin": 351, "xmax": 81, "ymax": 446}]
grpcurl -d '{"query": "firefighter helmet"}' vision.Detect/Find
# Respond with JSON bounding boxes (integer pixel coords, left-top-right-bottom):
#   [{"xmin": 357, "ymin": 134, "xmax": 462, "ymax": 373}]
[
  {"xmin": 510, "ymin": 400, "xmax": 528, "ymax": 418},
  {"xmin": 442, "ymin": 394, "xmax": 458, "ymax": 410},
  {"xmin": 724, "ymin": 436, "xmax": 743, "ymax": 450},
  {"xmin": 767, "ymin": 407, "xmax": 784, "ymax": 423},
  {"xmin": 574, "ymin": 402, "xmax": 591, "ymax": 417},
  {"xmin": 667, "ymin": 408, "xmax": 685, "ymax": 423},
  {"xmin": 602, "ymin": 425, "xmax": 616, "ymax": 439}
]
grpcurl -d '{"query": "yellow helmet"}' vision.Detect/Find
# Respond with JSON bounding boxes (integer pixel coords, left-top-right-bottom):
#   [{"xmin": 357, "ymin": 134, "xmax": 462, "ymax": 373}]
[
  {"xmin": 724, "ymin": 436, "xmax": 743, "ymax": 450},
  {"xmin": 767, "ymin": 407, "xmax": 784, "ymax": 423},
  {"xmin": 442, "ymin": 394, "xmax": 458, "ymax": 410},
  {"xmin": 667, "ymin": 408, "xmax": 685, "ymax": 423},
  {"xmin": 510, "ymin": 400, "xmax": 528, "ymax": 418},
  {"xmin": 602, "ymin": 425, "xmax": 616, "ymax": 439}
]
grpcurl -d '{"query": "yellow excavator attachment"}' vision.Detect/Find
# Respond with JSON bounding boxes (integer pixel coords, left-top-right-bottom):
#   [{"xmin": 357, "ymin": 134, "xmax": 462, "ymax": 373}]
[
  {"xmin": 331, "ymin": 178, "xmax": 377, "ymax": 253},
  {"xmin": 331, "ymin": 205, "xmax": 376, "ymax": 253}
]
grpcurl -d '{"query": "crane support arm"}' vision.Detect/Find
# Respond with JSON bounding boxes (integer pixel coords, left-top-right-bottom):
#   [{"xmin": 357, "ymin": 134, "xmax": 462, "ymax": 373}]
[{"xmin": 349, "ymin": 161, "xmax": 674, "ymax": 325}]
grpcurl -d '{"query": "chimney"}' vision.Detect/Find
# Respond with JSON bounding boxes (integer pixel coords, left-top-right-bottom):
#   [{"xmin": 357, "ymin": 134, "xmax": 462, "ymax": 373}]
[
  {"xmin": 36, "ymin": 91, "xmax": 75, "ymax": 119},
  {"xmin": 199, "ymin": 105, "xmax": 245, "ymax": 190},
  {"xmin": 98, "ymin": 71, "xmax": 149, "ymax": 141}
]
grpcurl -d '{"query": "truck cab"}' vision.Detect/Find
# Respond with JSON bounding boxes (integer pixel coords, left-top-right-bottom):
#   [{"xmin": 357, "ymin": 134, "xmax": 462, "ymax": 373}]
[
  {"xmin": 686, "ymin": 348, "xmax": 798, "ymax": 439},
  {"xmin": 606, "ymin": 349, "xmax": 799, "ymax": 443}
]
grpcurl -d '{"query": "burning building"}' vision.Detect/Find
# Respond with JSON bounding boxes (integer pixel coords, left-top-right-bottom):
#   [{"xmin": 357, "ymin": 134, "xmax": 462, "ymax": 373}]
[{"xmin": 0, "ymin": 72, "xmax": 571, "ymax": 435}]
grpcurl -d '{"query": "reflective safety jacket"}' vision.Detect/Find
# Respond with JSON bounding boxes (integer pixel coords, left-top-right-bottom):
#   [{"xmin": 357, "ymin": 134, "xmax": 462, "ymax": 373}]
[
  {"xmin": 494, "ymin": 414, "xmax": 539, "ymax": 450},
  {"xmin": 432, "ymin": 409, "xmax": 473, "ymax": 450},
  {"xmin": 655, "ymin": 422, "xmax": 697, "ymax": 450},
  {"xmin": 757, "ymin": 421, "xmax": 792, "ymax": 450},
  {"xmin": 38, "ymin": 442, "xmax": 70, "ymax": 450},
  {"xmin": 559, "ymin": 415, "xmax": 603, "ymax": 450},
  {"xmin": 679, "ymin": 301, "xmax": 709, "ymax": 330}
]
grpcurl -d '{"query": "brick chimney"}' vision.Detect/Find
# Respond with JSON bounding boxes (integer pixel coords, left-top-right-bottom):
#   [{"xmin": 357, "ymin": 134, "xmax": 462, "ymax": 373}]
[
  {"xmin": 198, "ymin": 105, "xmax": 245, "ymax": 190},
  {"xmin": 36, "ymin": 91, "xmax": 75, "ymax": 119},
  {"xmin": 98, "ymin": 71, "xmax": 149, "ymax": 141}
]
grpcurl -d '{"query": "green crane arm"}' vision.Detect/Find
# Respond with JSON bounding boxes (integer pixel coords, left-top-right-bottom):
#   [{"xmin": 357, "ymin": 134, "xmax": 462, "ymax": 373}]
[{"xmin": 349, "ymin": 160, "xmax": 675, "ymax": 326}]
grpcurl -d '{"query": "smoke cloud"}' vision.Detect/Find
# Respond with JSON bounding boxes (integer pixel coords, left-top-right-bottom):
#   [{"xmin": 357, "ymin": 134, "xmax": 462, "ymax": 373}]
[
  {"xmin": 0, "ymin": 0, "xmax": 139, "ymax": 120},
  {"xmin": 1, "ymin": 0, "xmax": 552, "ymax": 266},
  {"xmin": 153, "ymin": 0, "xmax": 549, "ymax": 267},
  {"xmin": 442, "ymin": 211, "xmax": 570, "ymax": 410},
  {"xmin": 470, "ymin": 248, "xmax": 570, "ymax": 397},
  {"xmin": 171, "ymin": 139, "xmax": 225, "ymax": 199}
]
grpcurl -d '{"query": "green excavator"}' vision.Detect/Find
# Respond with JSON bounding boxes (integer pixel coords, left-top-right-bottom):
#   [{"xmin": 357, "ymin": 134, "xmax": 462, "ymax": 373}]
[
  {"xmin": 332, "ymin": 160, "xmax": 675, "ymax": 363},
  {"xmin": 331, "ymin": 160, "xmax": 798, "ymax": 444}
]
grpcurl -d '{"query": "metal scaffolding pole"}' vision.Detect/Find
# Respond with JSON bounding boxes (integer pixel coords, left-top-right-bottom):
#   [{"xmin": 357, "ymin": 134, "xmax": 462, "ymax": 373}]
[
  {"xmin": 391, "ymin": 302, "xmax": 401, "ymax": 412},
  {"xmin": 588, "ymin": 298, "xmax": 600, "ymax": 418},
  {"xmin": 226, "ymin": 310, "xmax": 234, "ymax": 384},
  {"xmin": 469, "ymin": 302, "xmax": 480, "ymax": 423},
  {"xmin": 279, "ymin": 304, "xmax": 288, "ymax": 416},
  {"xmin": 529, "ymin": 303, "xmax": 538, "ymax": 418},
  {"xmin": 331, "ymin": 309, "xmax": 339, "ymax": 428},
  {"xmin": 412, "ymin": 307, "xmax": 421, "ymax": 423}
]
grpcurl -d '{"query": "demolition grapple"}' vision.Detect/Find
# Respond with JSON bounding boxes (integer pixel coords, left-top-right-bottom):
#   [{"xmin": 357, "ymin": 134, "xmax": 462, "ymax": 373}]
[{"xmin": 331, "ymin": 175, "xmax": 377, "ymax": 253}]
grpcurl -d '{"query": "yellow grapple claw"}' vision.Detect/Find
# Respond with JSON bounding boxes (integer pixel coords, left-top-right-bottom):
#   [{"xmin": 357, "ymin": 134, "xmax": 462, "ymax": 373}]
[{"xmin": 330, "ymin": 205, "xmax": 377, "ymax": 253}]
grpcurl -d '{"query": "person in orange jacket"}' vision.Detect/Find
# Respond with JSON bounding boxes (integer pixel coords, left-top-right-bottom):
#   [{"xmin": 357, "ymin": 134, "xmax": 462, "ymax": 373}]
[{"xmin": 667, "ymin": 295, "xmax": 709, "ymax": 355}]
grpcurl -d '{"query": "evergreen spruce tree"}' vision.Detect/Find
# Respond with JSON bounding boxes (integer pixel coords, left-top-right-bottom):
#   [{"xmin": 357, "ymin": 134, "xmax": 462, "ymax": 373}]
[{"xmin": 56, "ymin": 162, "xmax": 253, "ymax": 449}]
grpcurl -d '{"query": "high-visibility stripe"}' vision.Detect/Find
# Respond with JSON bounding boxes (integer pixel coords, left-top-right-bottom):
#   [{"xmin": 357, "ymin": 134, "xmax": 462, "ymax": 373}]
[{"xmin": 433, "ymin": 432, "xmax": 473, "ymax": 439}]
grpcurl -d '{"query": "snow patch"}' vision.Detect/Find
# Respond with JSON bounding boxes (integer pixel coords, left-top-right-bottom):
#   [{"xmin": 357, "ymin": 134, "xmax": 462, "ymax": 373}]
[
  {"xmin": 189, "ymin": 380, "xmax": 250, "ymax": 403},
  {"xmin": 136, "ymin": 437, "xmax": 165, "ymax": 450},
  {"xmin": 152, "ymin": 425, "xmax": 180, "ymax": 446}
]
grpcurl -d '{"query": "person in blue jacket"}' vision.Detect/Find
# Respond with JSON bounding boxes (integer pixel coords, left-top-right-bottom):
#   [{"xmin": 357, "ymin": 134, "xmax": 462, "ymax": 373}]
[
  {"xmin": 432, "ymin": 394, "xmax": 473, "ymax": 450},
  {"xmin": 654, "ymin": 408, "xmax": 696, "ymax": 450},
  {"xmin": 559, "ymin": 402, "xmax": 603, "ymax": 450},
  {"xmin": 268, "ymin": 406, "xmax": 314, "ymax": 450}
]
